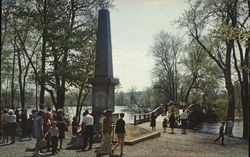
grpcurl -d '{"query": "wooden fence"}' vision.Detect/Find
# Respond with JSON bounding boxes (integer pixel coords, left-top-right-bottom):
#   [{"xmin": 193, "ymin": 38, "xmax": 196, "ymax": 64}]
[{"xmin": 133, "ymin": 106, "xmax": 163, "ymax": 125}]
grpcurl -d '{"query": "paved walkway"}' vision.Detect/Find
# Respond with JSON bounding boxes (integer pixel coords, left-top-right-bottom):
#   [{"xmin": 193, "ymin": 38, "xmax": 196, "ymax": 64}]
[{"xmin": 0, "ymin": 116, "xmax": 248, "ymax": 157}]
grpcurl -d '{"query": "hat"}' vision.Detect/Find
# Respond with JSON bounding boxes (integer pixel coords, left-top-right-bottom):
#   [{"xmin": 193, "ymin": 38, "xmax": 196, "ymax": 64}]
[{"xmin": 9, "ymin": 109, "xmax": 14, "ymax": 114}]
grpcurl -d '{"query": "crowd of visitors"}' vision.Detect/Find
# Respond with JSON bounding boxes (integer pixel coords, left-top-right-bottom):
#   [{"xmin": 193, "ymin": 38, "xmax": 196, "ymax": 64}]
[
  {"xmin": 0, "ymin": 101, "xmax": 229, "ymax": 156},
  {"xmin": 0, "ymin": 107, "xmax": 67, "ymax": 156},
  {"xmin": 0, "ymin": 106, "xmax": 127, "ymax": 156}
]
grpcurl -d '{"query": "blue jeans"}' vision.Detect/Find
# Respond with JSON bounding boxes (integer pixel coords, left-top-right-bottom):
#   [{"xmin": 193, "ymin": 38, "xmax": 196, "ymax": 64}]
[{"xmin": 35, "ymin": 136, "xmax": 42, "ymax": 150}]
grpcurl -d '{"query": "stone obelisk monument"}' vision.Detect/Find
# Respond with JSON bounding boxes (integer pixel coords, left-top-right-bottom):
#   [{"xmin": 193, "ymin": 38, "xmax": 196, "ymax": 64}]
[{"xmin": 88, "ymin": 9, "xmax": 119, "ymax": 119}]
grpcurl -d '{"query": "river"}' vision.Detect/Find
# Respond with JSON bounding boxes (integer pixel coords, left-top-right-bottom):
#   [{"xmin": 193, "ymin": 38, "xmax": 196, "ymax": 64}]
[{"xmin": 199, "ymin": 121, "xmax": 243, "ymax": 138}]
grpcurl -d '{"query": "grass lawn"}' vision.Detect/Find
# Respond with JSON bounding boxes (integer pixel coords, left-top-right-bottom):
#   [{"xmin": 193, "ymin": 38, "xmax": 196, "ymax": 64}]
[
  {"xmin": 113, "ymin": 124, "xmax": 152, "ymax": 142},
  {"xmin": 65, "ymin": 124, "xmax": 152, "ymax": 142}
]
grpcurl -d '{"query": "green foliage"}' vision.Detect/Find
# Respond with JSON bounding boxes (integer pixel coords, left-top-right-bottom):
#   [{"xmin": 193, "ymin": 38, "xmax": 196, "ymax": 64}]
[
  {"xmin": 188, "ymin": 93, "xmax": 202, "ymax": 104},
  {"xmin": 1, "ymin": 0, "xmax": 113, "ymax": 108},
  {"xmin": 210, "ymin": 23, "xmax": 250, "ymax": 48},
  {"xmin": 213, "ymin": 99, "xmax": 228, "ymax": 121}
]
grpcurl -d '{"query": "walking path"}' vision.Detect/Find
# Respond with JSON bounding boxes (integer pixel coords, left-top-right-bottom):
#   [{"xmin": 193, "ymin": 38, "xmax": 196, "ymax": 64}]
[{"xmin": 0, "ymin": 115, "xmax": 248, "ymax": 157}]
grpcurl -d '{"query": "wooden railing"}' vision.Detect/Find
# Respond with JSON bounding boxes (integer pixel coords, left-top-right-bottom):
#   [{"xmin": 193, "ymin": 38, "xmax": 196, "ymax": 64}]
[{"xmin": 133, "ymin": 106, "xmax": 163, "ymax": 125}]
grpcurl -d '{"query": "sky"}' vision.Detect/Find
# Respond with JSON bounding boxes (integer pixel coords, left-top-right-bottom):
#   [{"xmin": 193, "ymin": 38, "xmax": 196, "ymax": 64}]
[{"xmin": 110, "ymin": 0, "xmax": 189, "ymax": 92}]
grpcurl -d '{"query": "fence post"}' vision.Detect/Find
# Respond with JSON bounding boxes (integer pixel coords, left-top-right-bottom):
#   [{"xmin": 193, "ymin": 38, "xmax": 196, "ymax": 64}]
[
  {"xmin": 139, "ymin": 115, "xmax": 141, "ymax": 123},
  {"xmin": 143, "ymin": 114, "xmax": 146, "ymax": 122},
  {"xmin": 134, "ymin": 115, "xmax": 136, "ymax": 125}
]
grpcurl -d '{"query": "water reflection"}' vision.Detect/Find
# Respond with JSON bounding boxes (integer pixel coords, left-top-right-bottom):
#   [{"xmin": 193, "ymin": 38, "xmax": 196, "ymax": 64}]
[
  {"xmin": 199, "ymin": 121, "xmax": 243, "ymax": 138},
  {"xmin": 64, "ymin": 106, "xmax": 135, "ymax": 124}
]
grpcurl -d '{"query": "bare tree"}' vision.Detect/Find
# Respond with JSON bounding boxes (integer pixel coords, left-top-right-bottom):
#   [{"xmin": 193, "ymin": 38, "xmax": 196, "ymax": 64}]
[{"xmin": 150, "ymin": 31, "xmax": 182, "ymax": 102}]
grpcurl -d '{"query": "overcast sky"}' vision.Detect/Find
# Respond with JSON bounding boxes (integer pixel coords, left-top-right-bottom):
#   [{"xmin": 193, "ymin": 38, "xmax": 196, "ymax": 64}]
[{"xmin": 110, "ymin": 0, "xmax": 189, "ymax": 92}]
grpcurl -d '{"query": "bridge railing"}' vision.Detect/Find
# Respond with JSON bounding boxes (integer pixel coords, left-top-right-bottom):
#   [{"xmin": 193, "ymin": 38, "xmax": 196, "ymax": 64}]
[{"xmin": 133, "ymin": 106, "xmax": 163, "ymax": 125}]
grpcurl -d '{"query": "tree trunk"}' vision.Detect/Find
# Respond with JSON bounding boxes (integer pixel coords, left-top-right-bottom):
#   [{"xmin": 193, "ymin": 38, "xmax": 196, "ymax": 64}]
[
  {"xmin": 40, "ymin": 0, "xmax": 47, "ymax": 107},
  {"xmin": 242, "ymin": 45, "xmax": 249, "ymax": 139},
  {"xmin": 35, "ymin": 54, "xmax": 38, "ymax": 110},
  {"xmin": 56, "ymin": 86, "xmax": 65, "ymax": 109},
  {"xmin": 225, "ymin": 75, "xmax": 235, "ymax": 121},
  {"xmin": 76, "ymin": 86, "xmax": 83, "ymax": 122},
  {"xmin": 48, "ymin": 90, "xmax": 56, "ymax": 108},
  {"xmin": 225, "ymin": 40, "xmax": 236, "ymax": 122},
  {"xmin": 17, "ymin": 48, "xmax": 25, "ymax": 109},
  {"xmin": 185, "ymin": 74, "xmax": 197, "ymax": 103},
  {"xmin": 11, "ymin": 41, "xmax": 16, "ymax": 109},
  {"xmin": 78, "ymin": 91, "xmax": 89, "ymax": 122},
  {"xmin": 0, "ymin": 0, "xmax": 2, "ymax": 135},
  {"xmin": 241, "ymin": 82, "xmax": 249, "ymax": 139}
]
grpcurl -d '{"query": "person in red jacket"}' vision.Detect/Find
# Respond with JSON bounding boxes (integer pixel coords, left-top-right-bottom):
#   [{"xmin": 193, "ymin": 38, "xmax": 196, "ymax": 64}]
[{"xmin": 71, "ymin": 117, "xmax": 78, "ymax": 136}]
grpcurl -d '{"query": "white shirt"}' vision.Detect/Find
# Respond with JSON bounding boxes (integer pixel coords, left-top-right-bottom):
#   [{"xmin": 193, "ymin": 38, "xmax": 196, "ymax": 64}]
[
  {"xmin": 8, "ymin": 115, "xmax": 16, "ymax": 123},
  {"xmin": 180, "ymin": 112, "xmax": 188, "ymax": 120},
  {"xmin": 82, "ymin": 114, "xmax": 94, "ymax": 126}
]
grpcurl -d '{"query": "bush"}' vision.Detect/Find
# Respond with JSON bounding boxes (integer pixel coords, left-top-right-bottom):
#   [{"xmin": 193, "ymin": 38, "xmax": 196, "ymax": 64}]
[
  {"xmin": 213, "ymin": 99, "xmax": 227, "ymax": 121},
  {"xmin": 204, "ymin": 109, "xmax": 217, "ymax": 122},
  {"xmin": 188, "ymin": 104, "xmax": 205, "ymax": 128}
]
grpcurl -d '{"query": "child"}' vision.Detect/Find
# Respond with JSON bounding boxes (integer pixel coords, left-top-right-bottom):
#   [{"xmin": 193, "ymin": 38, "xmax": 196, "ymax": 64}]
[
  {"xmin": 214, "ymin": 121, "xmax": 225, "ymax": 146},
  {"xmin": 71, "ymin": 117, "xmax": 78, "ymax": 137},
  {"xmin": 26, "ymin": 115, "xmax": 34, "ymax": 139},
  {"xmin": 162, "ymin": 118, "xmax": 168, "ymax": 133},
  {"xmin": 47, "ymin": 121, "xmax": 59, "ymax": 155}
]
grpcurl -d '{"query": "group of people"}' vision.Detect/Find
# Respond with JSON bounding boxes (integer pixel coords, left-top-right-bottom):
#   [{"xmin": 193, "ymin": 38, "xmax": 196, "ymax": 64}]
[
  {"xmin": 1, "ymin": 107, "xmax": 67, "ymax": 156},
  {"xmin": 1, "ymin": 108, "xmax": 17, "ymax": 144},
  {"xmin": 150, "ymin": 107, "xmax": 189, "ymax": 134},
  {"xmin": 152, "ymin": 103, "xmax": 230, "ymax": 146},
  {"xmin": 78, "ymin": 109, "xmax": 126, "ymax": 157},
  {"xmin": 1, "ymin": 106, "xmax": 127, "ymax": 156},
  {"xmin": 33, "ymin": 108, "xmax": 67, "ymax": 156}
]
